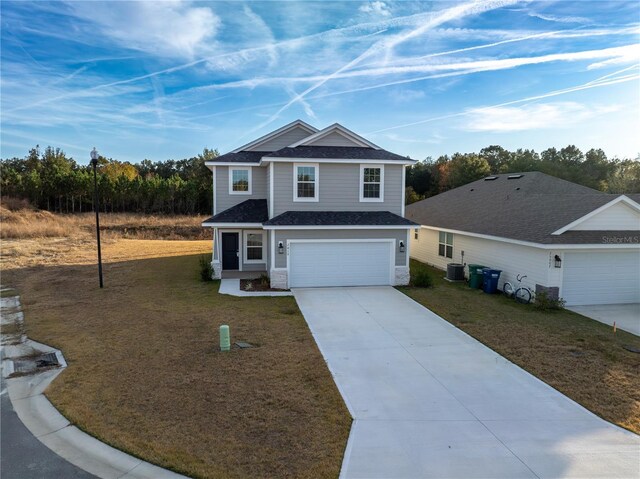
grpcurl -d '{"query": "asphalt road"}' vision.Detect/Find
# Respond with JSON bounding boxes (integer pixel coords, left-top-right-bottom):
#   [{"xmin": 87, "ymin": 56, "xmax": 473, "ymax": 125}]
[{"xmin": 1, "ymin": 377, "xmax": 96, "ymax": 479}]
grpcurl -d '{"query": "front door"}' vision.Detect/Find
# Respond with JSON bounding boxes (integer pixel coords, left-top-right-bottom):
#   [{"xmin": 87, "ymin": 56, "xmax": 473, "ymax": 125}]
[{"xmin": 221, "ymin": 233, "xmax": 239, "ymax": 270}]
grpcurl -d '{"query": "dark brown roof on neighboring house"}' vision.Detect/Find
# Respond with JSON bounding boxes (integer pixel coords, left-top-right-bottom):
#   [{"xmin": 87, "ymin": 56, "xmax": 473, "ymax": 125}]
[
  {"xmin": 405, "ymin": 172, "xmax": 638, "ymax": 245},
  {"xmin": 263, "ymin": 210, "xmax": 417, "ymax": 227}
]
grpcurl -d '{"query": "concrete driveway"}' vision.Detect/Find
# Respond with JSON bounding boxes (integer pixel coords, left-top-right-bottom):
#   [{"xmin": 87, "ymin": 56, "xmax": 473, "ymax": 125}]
[
  {"xmin": 293, "ymin": 287, "xmax": 640, "ymax": 479},
  {"xmin": 568, "ymin": 304, "xmax": 640, "ymax": 336}
]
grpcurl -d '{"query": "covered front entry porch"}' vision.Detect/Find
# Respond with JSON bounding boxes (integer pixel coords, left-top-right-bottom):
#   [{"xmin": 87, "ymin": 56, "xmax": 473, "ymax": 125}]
[{"xmin": 208, "ymin": 227, "xmax": 269, "ymax": 280}]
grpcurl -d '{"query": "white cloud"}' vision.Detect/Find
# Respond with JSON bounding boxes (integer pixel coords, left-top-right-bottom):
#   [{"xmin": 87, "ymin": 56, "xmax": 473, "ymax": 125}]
[
  {"xmin": 383, "ymin": 132, "xmax": 444, "ymax": 144},
  {"xmin": 388, "ymin": 88, "xmax": 426, "ymax": 103},
  {"xmin": 359, "ymin": 1, "xmax": 392, "ymax": 17},
  {"xmin": 528, "ymin": 12, "xmax": 590, "ymax": 24},
  {"xmin": 463, "ymin": 102, "xmax": 621, "ymax": 132},
  {"xmin": 66, "ymin": 1, "xmax": 220, "ymax": 59}
]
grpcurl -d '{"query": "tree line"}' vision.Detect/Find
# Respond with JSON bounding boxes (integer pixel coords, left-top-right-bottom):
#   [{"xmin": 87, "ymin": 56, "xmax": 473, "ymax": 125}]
[
  {"xmin": 405, "ymin": 145, "xmax": 640, "ymax": 204},
  {"xmin": 0, "ymin": 146, "xmax": 217, "ymax": 215},
  {"xmin": 1, "ymin": 144, "xmax": 638, "ymax": 214}
]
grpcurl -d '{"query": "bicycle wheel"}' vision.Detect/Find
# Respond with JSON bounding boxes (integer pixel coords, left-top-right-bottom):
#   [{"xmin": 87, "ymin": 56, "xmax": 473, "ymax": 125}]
[
  {"xmin": 515, "ymin": 287, "xmax": 532, "ymax": 304},
  {"xmin": 503, "ymin": 282, "xmax": 514, "ymax": 298}
]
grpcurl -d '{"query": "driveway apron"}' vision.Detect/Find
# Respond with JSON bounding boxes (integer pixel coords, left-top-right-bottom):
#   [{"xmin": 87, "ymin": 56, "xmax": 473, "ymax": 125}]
[{"xmin": 293, "ymin": 286, "xmax": 640, "ymax": 479}]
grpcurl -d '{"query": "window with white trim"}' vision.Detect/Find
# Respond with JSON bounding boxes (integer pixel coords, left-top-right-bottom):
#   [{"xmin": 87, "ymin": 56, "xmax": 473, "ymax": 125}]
[
  {"xmin": 360, "ymin": 165, "xmax": 384, "ymax": 201},
  {"xmin": 230, "ymin": 168, "xmax": 251, "ymax": 194},
  {"xmin": 244, "ymin": 231, "xmax": 264, "ymax": 262},
  {"xmin": 294, "ymin": 164, "xmax": 318, "ymax": 201},
  {"xmin": 438, "ymin": 231, "xmax": 453, "ymax": 259}
]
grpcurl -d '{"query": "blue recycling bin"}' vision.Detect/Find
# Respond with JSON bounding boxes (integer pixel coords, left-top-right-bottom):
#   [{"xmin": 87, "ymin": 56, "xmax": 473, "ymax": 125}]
[{"xmin": 482, "ymin": 268, "xmax": 502, "ymax": 294}]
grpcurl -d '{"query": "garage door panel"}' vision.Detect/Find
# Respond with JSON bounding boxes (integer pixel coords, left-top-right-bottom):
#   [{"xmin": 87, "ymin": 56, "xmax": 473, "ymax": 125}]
[
  {"xmin": 563, "ymin": 252, "xmax": 640, "ymax": 306},
  {"xmin": 289, "ymin": 241, "xmax": 392, "ymax": 288}
]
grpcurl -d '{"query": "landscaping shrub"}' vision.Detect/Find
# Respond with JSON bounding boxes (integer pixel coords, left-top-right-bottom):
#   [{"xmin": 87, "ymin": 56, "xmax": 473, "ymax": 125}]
[
  {"xmin": 259, "ymin": 273, "xmax": 270, "ymax": 288},
  {"xmin": 198, "ymin": 256, "xmax": 213, "ymax": 281},
  {"xmin": 412, "ymin": 269, "xmax": 433, "ymax": 288},
  {"xmin": 534, "ymin": 291, "xmax": 566, "ymax": 311}
]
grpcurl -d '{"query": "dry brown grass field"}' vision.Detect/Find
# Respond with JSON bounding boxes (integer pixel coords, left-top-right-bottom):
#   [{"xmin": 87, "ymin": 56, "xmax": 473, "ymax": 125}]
[
  {"xmin": 0, "ymin": 201, "xmax": 210, "ymax": 241},
  {"xmin": 1, "ymin": 207, "xmax": 351, "ymax": 479}
]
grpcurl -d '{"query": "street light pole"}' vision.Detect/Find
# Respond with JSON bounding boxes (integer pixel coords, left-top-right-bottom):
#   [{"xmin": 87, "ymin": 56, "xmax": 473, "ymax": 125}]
[{"xmin": 90, "ymin": 147, "xmax": 103, "ymax": 288}]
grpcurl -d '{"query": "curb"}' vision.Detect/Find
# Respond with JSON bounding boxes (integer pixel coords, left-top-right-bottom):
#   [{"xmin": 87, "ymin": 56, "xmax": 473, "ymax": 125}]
[{"xmin": 1, "ymin": 293, "xmax": 190, "ymax": 479}]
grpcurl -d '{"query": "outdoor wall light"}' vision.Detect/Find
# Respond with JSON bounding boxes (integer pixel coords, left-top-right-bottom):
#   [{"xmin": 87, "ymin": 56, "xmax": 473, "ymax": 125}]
[
  {"xmin": 399, "ymin": 240, "xmax": 405, "ymax": 253},
  {"xmin": 278, "ymin": 241, "xmax": 284, "ymax": 254},
  {"xmin": 554, "ymin": 254, "xmax": 562, "ymax": 268}
]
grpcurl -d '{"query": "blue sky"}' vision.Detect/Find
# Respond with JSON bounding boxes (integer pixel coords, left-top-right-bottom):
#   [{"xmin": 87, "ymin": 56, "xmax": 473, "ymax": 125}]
[{"xmin": 1, "ymin": 0, "xmax": 639, "ymax": 164}]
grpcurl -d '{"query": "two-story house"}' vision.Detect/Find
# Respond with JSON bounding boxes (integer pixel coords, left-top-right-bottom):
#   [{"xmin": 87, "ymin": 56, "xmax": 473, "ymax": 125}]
[{"xmin": 202, "ymin": 120, "xmax": 417, "ymax": 289}]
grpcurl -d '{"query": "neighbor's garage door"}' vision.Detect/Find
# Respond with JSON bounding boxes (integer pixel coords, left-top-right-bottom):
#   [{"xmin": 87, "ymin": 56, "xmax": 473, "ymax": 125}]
[
  {"xmin": 289, "ymin": 241, "xmax": 393, "ymax": 288},
  {"xmin": 562, "ymin": 251, "xmax": 640, "ymax": 306}
]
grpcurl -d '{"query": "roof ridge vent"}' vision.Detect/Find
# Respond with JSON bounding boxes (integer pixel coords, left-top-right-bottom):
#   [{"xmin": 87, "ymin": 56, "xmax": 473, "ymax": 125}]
[
  {"xmin": 508, "ymin": 174, "xmax": 524, "ymax": 179},
  {"xmin": 484, "ymin": 176, "xmax": 498, "ymax": 181}
]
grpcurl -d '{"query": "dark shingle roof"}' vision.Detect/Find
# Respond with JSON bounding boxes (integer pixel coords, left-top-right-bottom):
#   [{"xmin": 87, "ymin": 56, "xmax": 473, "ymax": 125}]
[
  {"xmin": 207, "ymin": 146, "xmax": 410, "ymax": 163},
  {"xmin": 264, "ymin": 211, "xmax": 417, "ymax": 227},
  {"xmin": 208, "ymin": 151, "xmax": 264, "ymax": 163},
  {"xmin": 265, "ymin": 146, "xmax": 410, "ymax": 161},
  {"xmin": 202, "ymin": 199, "xmax": 268, "ymax": 224},
  {"xmin": 405, "ymin": 172, "xmax": 636, "ymax": 245}
]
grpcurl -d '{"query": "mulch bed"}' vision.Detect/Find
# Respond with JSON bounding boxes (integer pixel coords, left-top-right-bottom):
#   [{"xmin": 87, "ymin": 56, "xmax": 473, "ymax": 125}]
[{"xmin": 240, "ymin": 278, "xmax": 289, "ymax": 292}]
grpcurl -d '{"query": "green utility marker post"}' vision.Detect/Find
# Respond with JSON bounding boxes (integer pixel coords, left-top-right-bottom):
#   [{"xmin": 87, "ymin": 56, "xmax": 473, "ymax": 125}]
[{"xmin": 220, "ymin": 325, "xmax": 230, "ymax": 351}]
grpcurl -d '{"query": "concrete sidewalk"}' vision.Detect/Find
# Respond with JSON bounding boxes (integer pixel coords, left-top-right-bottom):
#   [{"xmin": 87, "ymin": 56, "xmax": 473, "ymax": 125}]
[{"xmin": 293, "ymin": 286, "xmax": 640, "ymax": 479}]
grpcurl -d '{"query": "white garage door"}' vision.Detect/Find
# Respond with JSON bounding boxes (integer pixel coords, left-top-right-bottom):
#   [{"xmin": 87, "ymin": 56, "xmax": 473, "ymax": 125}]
[
  {"xmin": 289, "ymin": 241, "xmax": 393, "ymax": 288},
  {"xmin": 563, "ymin": 251, "xmax": 640, "ymax": 306}
]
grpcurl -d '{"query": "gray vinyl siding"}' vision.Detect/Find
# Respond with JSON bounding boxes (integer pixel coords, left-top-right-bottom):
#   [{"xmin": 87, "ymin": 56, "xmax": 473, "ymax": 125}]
[
  {"xmin": 215, "ymin": 166, "xmax": 268, "ymax": 214},
  {"xmin": 246, "ymin": 126, "xmax": 314, "ymax": 152},
  {"xmin": 272, "ymin": 163, "xmax": 403, "ymax": 216},
  {"xmin": 308, "ymin": 131, "xmax": 361, "ymax": 147},
  {"xmin": 273, "ymin": 229, "xmax": 408, "ymax": 268}
]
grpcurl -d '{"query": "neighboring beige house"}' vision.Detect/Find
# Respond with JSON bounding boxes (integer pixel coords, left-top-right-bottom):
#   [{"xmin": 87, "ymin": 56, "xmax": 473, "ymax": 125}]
[
  {"xmin": 202, "ymin": 120, "xmax": 417, "ymax": 289},
  {"xmin": 405, "ymin": 172, "xmax": 640, "ymax": 306}
]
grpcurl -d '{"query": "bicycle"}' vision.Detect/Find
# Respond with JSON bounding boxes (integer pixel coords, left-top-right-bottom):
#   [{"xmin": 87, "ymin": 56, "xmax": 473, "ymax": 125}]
[{"xmin": 503, "ymin": 274, "xmax": 533, "ymax": 304}]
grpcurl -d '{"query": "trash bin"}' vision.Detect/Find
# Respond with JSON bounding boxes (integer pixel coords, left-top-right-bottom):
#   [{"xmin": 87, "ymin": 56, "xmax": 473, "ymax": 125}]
[
  {"xmin": 468, "ymin": 264, "xmax": 486, "ymax": 289},
  {"xmin": 482, "ymin": 269, "xmax": 502, "ymax": 294}
]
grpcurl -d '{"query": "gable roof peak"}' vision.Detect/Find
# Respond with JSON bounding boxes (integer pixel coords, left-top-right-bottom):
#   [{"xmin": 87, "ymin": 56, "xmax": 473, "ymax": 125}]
[
  {"xmin": 231, "ymin": 119, "xmax": 318, "ymax": 153},
  {"xmin": 288, "ymin": 123, "xmax": 380, "ymax": 149}
]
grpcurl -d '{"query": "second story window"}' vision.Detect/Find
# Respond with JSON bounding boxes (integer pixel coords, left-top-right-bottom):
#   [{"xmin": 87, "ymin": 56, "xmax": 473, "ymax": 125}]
[
  {"xmin": 229, "ymin": 168, "xmax": 251, "ymax": 194},
  {"xmin": 294, "ymin": 163, "xmax": 318, "ymax": 202},
  {"xmin": 360, "ymin": 165, "xmax": 384, "ymax": 202}
]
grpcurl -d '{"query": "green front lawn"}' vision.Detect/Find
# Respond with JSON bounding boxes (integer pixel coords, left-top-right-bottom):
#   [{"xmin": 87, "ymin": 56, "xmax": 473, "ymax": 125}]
[
  {"xmin": 4, "ymin": 241, "xmax": 351, "ymax": 479},
  {"xmin": 398, "ymin": 259, "xmax": 640, "ymax": 434}
]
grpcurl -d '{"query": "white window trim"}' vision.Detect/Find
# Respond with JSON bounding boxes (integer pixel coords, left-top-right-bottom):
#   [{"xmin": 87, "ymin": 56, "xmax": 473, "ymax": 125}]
[
  {"xmin": 293, "ymin": 162, "xmax": 319, "ymax": 202},
  {"xmin": 438, "ymin": 231, "xmax": 454, "ymax": 259},
  {"xmin": 359, "ymin": 164, "xmax": 384, "ymax": 202},
  {"xmin": 229, "ymin": 167, "xmax": 252, "ymax": 195},
  {"xmin": 243, "ymin": 230, "xmax": 266, "ymax": 264}
]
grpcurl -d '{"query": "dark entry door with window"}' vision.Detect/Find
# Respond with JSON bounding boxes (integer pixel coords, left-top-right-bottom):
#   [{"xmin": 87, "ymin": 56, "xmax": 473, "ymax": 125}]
[{"xmin": 221, "ymin": 233, "xmax": 239, "ymax": 270}]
